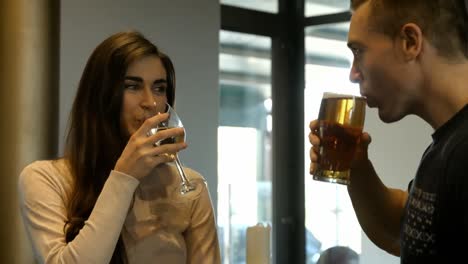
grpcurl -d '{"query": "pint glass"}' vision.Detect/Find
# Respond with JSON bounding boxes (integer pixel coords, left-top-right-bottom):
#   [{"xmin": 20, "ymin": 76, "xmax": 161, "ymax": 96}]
[{"xmin": 313, "ymin": 92, "xmax": 366, "ymax": 185}]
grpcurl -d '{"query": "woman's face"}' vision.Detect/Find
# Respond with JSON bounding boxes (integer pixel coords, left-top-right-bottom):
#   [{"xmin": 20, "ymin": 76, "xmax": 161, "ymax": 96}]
[{"xmin": 120, "ymin": 55, "xmax": 168, "ymax": 137}]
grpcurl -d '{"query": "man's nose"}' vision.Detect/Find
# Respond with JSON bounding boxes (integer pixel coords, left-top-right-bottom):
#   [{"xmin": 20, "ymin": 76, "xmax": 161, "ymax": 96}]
[{"xmin": 349, "ymin": 65, "xmax": 362, "ymax": 84}]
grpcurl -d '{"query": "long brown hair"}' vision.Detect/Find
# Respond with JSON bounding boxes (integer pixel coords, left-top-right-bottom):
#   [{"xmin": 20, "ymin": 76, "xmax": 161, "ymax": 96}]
[{"xmin": 63, "ymin": 31, "xmax": 176, "ymax": 263}]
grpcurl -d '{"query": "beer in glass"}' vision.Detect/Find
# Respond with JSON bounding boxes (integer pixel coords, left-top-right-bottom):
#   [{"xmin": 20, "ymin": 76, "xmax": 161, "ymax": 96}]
[{"xmin": 313, "ymin": 92, "xmax": 366, "ymax": 185}]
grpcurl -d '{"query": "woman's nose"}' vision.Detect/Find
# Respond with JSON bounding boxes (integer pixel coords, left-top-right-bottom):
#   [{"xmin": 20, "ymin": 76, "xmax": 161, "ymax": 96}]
[{"xmin": 140, "ymin": 88, "xmax": 156, "ymax": 110}]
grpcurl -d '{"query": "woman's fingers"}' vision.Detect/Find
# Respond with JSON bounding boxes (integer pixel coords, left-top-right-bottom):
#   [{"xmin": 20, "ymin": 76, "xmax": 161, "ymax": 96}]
[
  {"xmin": 149, "ymin": 141, "xmax": 187, "ymax": 157},
  {"xmin": 144, "ymin": 127, "xmax": 187, "ymax": 160},
  {"xmin": 146, "ymin": 127, "xmax": 185, "ymax": 146},
  {"xmin": 115, "ymin": 120, "xmax": 187, "ymax": 179},
  {"xmin": 151, "ymin": 152, "xmax": 177, "ymax": 164},
  {"xmin": 135, "ymin": 112, "xmax": 170, "ymax": 137}
]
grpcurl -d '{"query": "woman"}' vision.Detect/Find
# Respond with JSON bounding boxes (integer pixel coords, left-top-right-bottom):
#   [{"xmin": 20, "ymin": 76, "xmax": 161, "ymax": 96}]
[{"xmin": 18, "ymin": 31, "xmax": 220, "ymax": 263}]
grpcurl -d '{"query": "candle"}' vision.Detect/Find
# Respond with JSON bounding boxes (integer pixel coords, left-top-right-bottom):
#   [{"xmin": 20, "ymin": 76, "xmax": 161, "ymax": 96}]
[{"xmin": 246, "ymin": 223, "xmax": 271, "ymax": 264}]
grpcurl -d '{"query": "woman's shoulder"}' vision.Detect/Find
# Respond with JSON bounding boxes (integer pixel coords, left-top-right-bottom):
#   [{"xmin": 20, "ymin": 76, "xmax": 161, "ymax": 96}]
[
  {"xmin": 182, "ymin": 166, "xmax": 206, "ymax": 181},
  {"xmin": 153, "ymin": 163, "xmax": 206, "ymax": 182},
  {"xmin": 20, "ymin": 158, "xmax": 70, "ymax": 178},
  {"xmin": 19, "ymin": 159, "xmax": 73, "ymax": 195}
]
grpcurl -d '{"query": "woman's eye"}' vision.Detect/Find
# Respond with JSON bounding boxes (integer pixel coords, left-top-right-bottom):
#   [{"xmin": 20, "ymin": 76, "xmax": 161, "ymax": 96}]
[
  {"xmin": 152, "ymin": 86, "xmax": 167, "ymax": 94},
  {"xmin": 124, "ymin": 83, "xmax": 139, "ymax": 90}
]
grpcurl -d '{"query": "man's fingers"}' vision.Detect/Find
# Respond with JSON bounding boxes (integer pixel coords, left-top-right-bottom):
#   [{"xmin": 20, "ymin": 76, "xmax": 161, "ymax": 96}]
[
  {"xmin": 309, "ymin": 132, "xmax": 320, "ymax": 146},
  {"xmin": 357, "ymin": 132, "xmax": 372, "ymax": 151},
  {"xmin": 308, "ymin": 119, "xmax": 321, "ymax": 176},
  {"xmin": 309, "ymin": 162, "xmax": 317, "ymax": 175},
  {"xmin": 310, "ymin": 146, "xmax": 319, "ymax": 162},
  {"xmin": 361, "ymin": 132, "xmax": 372, "ymax": 146},
  {"xmin": 309, "ymin": 120, "xmax": 319, "ymax": 131}
]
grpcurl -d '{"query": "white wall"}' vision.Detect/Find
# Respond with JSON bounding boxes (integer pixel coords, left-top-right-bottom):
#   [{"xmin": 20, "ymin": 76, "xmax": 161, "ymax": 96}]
[
  {"xmin": 360, "ymin": 108, "xmax": 432, "ymax": 264},
  {"xmin": 60, "ymin": 0, "xmax": 220, "ymax": 209}
]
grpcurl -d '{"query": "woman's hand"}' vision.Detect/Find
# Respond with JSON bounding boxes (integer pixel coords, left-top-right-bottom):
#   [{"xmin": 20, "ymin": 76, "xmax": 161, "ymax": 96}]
[{"xmin": 114, "ymin": 113, "xmax": 187, "ymax": 180}]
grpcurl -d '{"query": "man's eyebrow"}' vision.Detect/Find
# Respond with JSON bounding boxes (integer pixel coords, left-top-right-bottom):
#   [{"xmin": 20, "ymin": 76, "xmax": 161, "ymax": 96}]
[
  {"xmin": 347, "ymin": 42, "xmax": 357, "ymax": 48},
  {"xmin": 347, "ymin": 41, "xmax": 364, "ymax": 49}
]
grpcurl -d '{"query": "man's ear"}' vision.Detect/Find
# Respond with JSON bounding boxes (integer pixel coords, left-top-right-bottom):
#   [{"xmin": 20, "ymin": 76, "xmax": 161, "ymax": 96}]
[{"xmin": 399, "ymin": 23, "xmax": 423, "ymax": 61}]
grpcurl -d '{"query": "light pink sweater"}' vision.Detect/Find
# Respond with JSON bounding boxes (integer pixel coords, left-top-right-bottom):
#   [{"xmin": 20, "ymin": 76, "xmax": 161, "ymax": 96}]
[{"xmin": 18, "ymin": 159, "xmax": 220, "ymax": 264}]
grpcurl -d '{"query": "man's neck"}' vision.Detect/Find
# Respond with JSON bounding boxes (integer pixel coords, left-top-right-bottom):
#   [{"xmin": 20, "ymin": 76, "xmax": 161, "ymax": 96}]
[{"xmin": 419, "ymin": 57, "xmax": 468, "ymax": 129}]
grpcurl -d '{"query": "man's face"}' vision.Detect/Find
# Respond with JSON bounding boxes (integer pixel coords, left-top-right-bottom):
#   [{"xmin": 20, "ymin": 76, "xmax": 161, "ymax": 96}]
[{"xmin": 347, "ymin": 2, "xmax": 420, "ymax": 123}]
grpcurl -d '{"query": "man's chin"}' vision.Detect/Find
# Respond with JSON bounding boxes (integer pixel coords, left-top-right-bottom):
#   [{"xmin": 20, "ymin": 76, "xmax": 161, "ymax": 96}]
[{"xmin": 377, "ymin": 108, "xmax": 405, "ymax": 123}]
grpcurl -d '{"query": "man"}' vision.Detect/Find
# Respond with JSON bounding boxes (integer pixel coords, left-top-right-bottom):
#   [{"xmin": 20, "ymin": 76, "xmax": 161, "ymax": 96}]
[{"xmin": 309, "ymin": 0, "xmax": 468, "ymax": 262}]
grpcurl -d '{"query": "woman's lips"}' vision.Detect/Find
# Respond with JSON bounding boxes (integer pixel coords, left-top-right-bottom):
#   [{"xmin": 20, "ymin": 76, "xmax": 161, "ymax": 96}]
[{"xmin": 136, "ymin": 118, "xmax": 145, "ymax": 127}]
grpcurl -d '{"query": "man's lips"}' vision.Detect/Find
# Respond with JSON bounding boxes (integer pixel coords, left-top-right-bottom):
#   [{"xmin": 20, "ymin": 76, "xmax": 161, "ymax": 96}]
[
  {"xmin": 360, "ymin": 92, "xmax": 376, "ymax": 108},
  {"xmin": 365, "ymin": 97, "xmax": 377, "ymax": 108}
]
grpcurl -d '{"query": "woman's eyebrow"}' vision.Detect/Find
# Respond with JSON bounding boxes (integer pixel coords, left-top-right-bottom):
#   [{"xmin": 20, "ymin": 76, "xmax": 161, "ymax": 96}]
[
  {"xmin": 124, "ymin": 76, "xmax": 143, "ymax": 82},
  {"xmin": 153, "ymin": 79, "xmax": 167, "ymax": 84}
]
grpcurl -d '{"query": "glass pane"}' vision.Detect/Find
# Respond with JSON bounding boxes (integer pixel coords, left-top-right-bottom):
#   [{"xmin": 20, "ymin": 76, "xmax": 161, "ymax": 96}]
[
  {"xmin": 221, "ymin": 0, "xmax": 278, "ymax": 13},
  {"xmin": 304, "ymin": 22, "xmax": 361, "ymax": 264},
  {"xmin": 218, "ymin": 30, "xmax": 272, "ymax": 264},
  {"xmin": 305, "ymin": 23, "xmax": 352, "ymax": 69},
  {"xmin": 305, "ymin": 0, "xmax": 350, "ymax": 17}
]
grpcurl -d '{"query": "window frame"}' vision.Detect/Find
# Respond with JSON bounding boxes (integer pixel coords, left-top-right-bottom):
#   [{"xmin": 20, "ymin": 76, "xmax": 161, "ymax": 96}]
[{"xmin": 220, "ymin": 2, "xmax": 352, "ymax": 263}]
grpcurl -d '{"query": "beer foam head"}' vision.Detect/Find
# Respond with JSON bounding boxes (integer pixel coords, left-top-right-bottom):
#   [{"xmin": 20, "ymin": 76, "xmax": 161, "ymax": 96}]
[{"xmin": 322, "ymin": 92, "xmax": 365, "ymax": 100}]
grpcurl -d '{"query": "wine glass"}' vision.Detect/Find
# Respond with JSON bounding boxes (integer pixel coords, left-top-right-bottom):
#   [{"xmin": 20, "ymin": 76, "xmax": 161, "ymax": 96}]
[{"xmin": 148, "ymin": 103, "xmax": 204, "ymax": 197}]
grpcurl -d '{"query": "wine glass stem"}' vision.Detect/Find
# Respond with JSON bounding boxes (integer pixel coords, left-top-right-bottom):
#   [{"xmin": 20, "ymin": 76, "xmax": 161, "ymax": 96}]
[{"xmin": 174, "ymin": 155, "xmax": 194, "ymax": 190}]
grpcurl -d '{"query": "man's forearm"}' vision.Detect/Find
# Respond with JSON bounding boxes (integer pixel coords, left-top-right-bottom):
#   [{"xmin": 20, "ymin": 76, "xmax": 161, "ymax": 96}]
[{"xmin": 347, "ymin": 160, "xmax": 408, "ymax": 256}]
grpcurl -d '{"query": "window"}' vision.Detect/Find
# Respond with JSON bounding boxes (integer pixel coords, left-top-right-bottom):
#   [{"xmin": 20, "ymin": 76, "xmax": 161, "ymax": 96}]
[
  {"xmin": 220, "ymin": 1, "xmax": 361, "ymax": 263},
  {"xmin": 218, "ymin": 30, "xmax": 272, "ymax": 264},
  {"xmin": 304, "ymin": 22, "xmax": 361, "ymax": 263},
  {"xmin": 221, "ymin": 0, "xmax": 278, "ymax": 13},
  {"xmin": 305, "ymin": 0, "xmax": 350, "ymax": 17}
]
